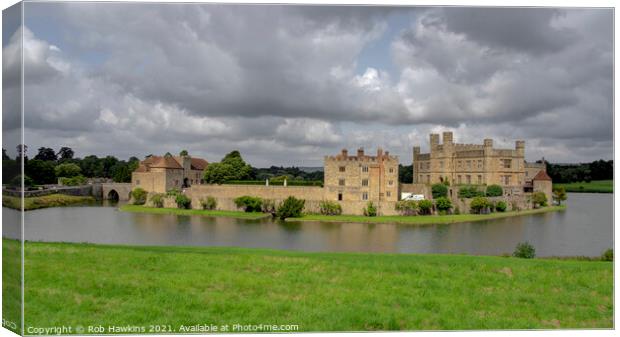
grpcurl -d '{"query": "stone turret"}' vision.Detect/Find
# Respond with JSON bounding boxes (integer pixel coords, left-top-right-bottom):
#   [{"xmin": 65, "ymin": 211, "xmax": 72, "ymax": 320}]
[{"xmin": 430, "ymin": 133, "xmax": 440, "ymax": 150}]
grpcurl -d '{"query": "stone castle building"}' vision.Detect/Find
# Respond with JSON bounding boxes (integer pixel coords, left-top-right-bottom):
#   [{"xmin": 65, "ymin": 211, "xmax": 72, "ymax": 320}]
[
  {"xmin": 413, "ymin": 132, "xmax": 552, "ymax": 200},
  {"xmin": 324, "ymin": 148, "xmax": 399, "ymax": 203},
  {"xmin": 131, "ymin": 154, "xmax": 208, "ymax": 193}
]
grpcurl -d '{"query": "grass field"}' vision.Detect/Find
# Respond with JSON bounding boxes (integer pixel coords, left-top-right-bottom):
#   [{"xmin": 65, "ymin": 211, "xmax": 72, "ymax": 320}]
[
  {"xmin": 292, "ymin": 206, "xmax": 566, "ymax": 225},
  {"xmin": 2, "ymin": 194, "xmax": 96, "ymax": 211},
  {"xmin": 12, "ymin": 239, "xmax": 612, "ymax": 331},
  {"xmin": 553, "ymin": 180, "xmax": 613, "ymax": 193},
  {"xmin": 120, "ymin": 204, "xmax": 270, "ymax": 220}
]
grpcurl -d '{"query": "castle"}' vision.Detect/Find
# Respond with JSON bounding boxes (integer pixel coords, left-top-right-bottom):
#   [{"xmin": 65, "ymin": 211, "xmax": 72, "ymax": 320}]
[{"xmin": 130, "ymin": 132, "xmax": 552, "ymax": 215}]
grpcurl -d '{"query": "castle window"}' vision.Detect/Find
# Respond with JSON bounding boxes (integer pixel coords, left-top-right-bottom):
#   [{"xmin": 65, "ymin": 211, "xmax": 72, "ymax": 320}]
[
  {"xmin": 362, "ymin": 179, "xmax": 368, "ymax": 186},
  {"xmin": 525, "ymin": 171, "xmax": 529, "ymax": 177},
  {"xmin": 477, "ymin": 175, "xmax": 482, "ymax": 184},
  {"xmin": 458, "ymin": 175, "xmax": 462, "ymax": 184},
  {"xmin": 339, "ymin": 179, "xmax": 345, "ymax": 186},
  {"xmin": 466, "ymin": 175, "xmax": 471, "ymax": 184},
  {"xmin": 478, "ymin": 160, "xmax": 482, "ymax": 169},
  {"xmin": 136, "ymin": 180, "xmax": 140, "ymax": 185},
  {"xmin": 388, "ymin": 180, "xmax": 394, "ymax": 186},
  {"xmin": 362, "ymin": 192, "xmax": 368, "ymax": 201},
  {"xmin": 504, "ymin": 175, "xmax": 511, "ymax": 185},
  {"xmin": 502, "ymin": 159, "xmax": 512, "ymax": 169},
  {"xmin": 389, "ymin": 168, "xmax": 394, "ymax": 173},
  {"xmin": 338, "ymin": 193, "xmax": 343, "ymax": 201},
  {"xmin": 458, "ymin": 161, "xmax": 462, "ymax": 168},
  {"xmin": 339, "ymin": 166, "xmax": 346, "ymax": 172},
  {"xmin": 426, "ymin": 175, "xmax": 430, "ymax": 183},
  {"xmin": 466, "ymin": 160, "xmax": 471, "ymax": 169},
  {"xmin": 362, "ymin": 166, "xmax": 368, "ymax": 173},
  {"xmin": 386, "ymin": 191, "xmax": 391, "ymax": 197}
]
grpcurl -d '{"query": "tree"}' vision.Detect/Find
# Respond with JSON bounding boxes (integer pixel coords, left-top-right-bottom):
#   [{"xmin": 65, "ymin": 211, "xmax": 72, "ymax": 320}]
[
  {"xmin": 203, "ymin": 162, "xmax": 235, "ymax": 184},
  {"xmin": 175, "ymin": 194, "xmax": 192, "ymax": 209},
  {"xmin": 234, "ymin": 196, "xmax": 263, "ymax": 212},
  {"xmin": 435, "ymin": 197, "xmax": 452, "ymax": 212},
  {"xmin": 55, "ymin": 163, "xmax": 82, "ymax": 178},
  {"xmin": 495, "ymin": 201, "xmax": 507, "ymax": 212},
  {"xmin": 395, "ymin": 200, "xmax": 417, "ymax": 215},
  {"xmin": 34, "ymin": 147, "xmax": 57, "ymax": 161},
  {"xmin": 399, "ymin": 164, "xmax": 413, "ymax": 183},
  {"xmin": 276, "ymin": 196, "xmax": 305, "ymax": 220},
  {"xmin": 25, "ymin": 159, "xmax": 57, "ymax": 184},
  {"xmin": 486, "ymin": 184, "xmax": 503, "ymax": 197},
  {"xmin": 552, "ymin": 186, "xmax": 567, "ymax": 206},
  {"xmin": 220, "ymin": 150, "xmax": 252, "ymax": 180},
  {"xmin": 431, "ymin": 183, "xmax": 448, "ymax": 198},
  {"xmin": 130, "ymin": 188, "xmax": 147, "ymax": 205},
  {"xmin": 179, "ymin": 150, "xmax": 189, "ymax": 156},
  {"xmin": 2, "ymin": 148, "xmax": 10, "ymax": 160},
  {"xmin": 418, "ymin": 200, "xmax": 433, "ymax": 215},
  {"xmin": 16, "ymin": 144, "xmax": 27, "ymax": 160},
  {"xmin": 319, "ymin": 200, "xmax": 342, "ymax": 215},
  {"xmin": 470, "ymin": 196, "xmax": 490, "ymax": 214},
  {"xmin": 58, "ymin": 147, "xmax": 74, "ymax": 160},
  {"xmin": 363, "ymin": 201, "xmax": 377, "ymax": 217},
  {"xmin": 532, "ymin": 192, "xmax": 548, "ymax": 208}
]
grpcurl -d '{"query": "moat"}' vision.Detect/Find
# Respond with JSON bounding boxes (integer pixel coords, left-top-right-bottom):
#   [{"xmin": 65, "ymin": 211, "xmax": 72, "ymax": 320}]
[{"xmin": 2, "ymin": 193, "xmax": 612, "ymax": 257}]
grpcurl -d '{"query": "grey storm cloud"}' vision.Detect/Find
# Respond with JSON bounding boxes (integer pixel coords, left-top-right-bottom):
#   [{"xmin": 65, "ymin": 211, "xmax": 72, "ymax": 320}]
[{"xmin": 2, "ymin": 3, "xmax": 613, "ymax": 166}]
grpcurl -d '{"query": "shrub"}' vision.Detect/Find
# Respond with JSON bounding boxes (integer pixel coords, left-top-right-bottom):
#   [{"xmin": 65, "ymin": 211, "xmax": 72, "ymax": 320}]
[
  {"xmin": 199, "ymin": 196, "xmax": 217, "ymax": 210},
  {"xmin": 458, "ymin": 185, "xmax": 484, "ymax": 198},
  {"xmin": 395, "ymin": 200, "xmax": 417, "ymax": 216},
  {"xmin": 131, "ymin": 187, "xmax": 147, "ymax": 205},
  {"xmin": 175, "ymin": 194, "xmax": 191, "ymax": 209},
  {"xmin": 552, "ymin": 186, "xmax": 567, "ymax": 205},
  {"xmin": 363, "ymin": 201, "xmax": 377, "ymax": 217},
  {"xmin": 513, "ymin": 242, "xmax": 536, "ymax": 259},
  {"xmin": 495, "ymin": 200, "xmax": 507, "ymax": 212},
  {"xmin": 486, "ymin": 184, "xmax": 503, "ymax": 197},
  {"xmin": 434, "ymin": 197, "xmax": 452, "ymax": 212},
  {"xmin": 10, "ymin": 174, "xmax": 34, "ymax": 188},
  {"xmin": 261, "ymin": 199, "xmax": 276, "ymax": 213},
  {"xmin": 320, "ymin": 200, "xmax": 342, "ymax": 215},
  {"xmin": 532, "ymin": 192, "xmax": 548, "ymax": 207},
  {"xmin": 276, "ymin": 196, "xmax": 305, "ymax": 220},
  {"xmin": 150, "ymin": 193, "xmax": 165, "ymax": 208},
  {"xmin": 601, "ymin": 249, "xmax": 613, "ymax": 262},
  {"xmin": 234, "ymin": 196, "xmax": 263, "ymax": 212},
  {"xmin": 431, "ymin": 183, "xmax": 448, "ymax": 198},
  {"xmin": 55, "ymin": 163, "xmax": 81, "ymax": 178},
  {"xmin": 470, "ymin": 196, "xmax": 490, "ymax": 214},
  {"xmin": 418, "ymin": 199, "xmax": 433, "ymax": 215},
  {"xmin": 454, "ymin": 206, "xmax": 460, "ymax": 215},
  {"xmin": 59, "ymin": 175, "xmax": 87, "ymax": 186},
  {"xmin": 166, "ymin": 188, "xmax": 181, "ymax": 197}
]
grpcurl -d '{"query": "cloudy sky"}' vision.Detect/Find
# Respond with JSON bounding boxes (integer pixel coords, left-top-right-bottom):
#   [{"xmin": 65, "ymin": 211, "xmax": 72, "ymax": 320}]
[{"xmin": 2, "ymin": 3, "xmax": 613, "ymax": 166}]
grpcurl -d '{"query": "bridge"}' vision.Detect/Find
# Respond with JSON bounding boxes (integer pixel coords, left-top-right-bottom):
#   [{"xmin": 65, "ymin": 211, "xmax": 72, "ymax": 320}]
[{"xmin": 101, "ymin": 183, "xmax": 132, "ymax": 201}]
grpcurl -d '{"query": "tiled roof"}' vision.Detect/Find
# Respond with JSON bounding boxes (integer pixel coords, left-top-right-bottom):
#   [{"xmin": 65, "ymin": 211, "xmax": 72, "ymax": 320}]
[
  {"xmin": 532, "ymin": 170, "xmax": 552, "ymax": 181},
  {"xmin": 135, "ymin": 154, "xmax": 208, "ymax": 172},
  {"xmin": 190, "ymin": 158, "xmax": 208, "ymax": 170},
  {"xmin": 150, "ymin": 156, "xmax": 184, "ymax": 169}
]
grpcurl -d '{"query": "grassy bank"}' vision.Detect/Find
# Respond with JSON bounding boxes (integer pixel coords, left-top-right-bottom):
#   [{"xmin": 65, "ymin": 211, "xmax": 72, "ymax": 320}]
[
  {"xmin": 120, "ymin": 204, "xmax": 270, "ymax": 220},
  {"xmin": 292, "ymin": 205, "xmax": 566, "ymax": 225},
  {"xmin": 553, "ymin": 180, "xmax": 612, "ymax": 193},
  {"xmin": 14, "ymin": 239, "xmax": 611, "ymax": 331},
  {"xmin": 2, "ymin": 193, "xmax": 96, "ymax": 211}
]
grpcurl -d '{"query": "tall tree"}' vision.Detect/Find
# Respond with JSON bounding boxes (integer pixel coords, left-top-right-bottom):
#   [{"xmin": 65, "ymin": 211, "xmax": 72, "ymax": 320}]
[
  {"xmin": 179, "ymin": 150, "xmax": 189, "ymax": 156},
  {"xmin": 58, "ymin": 147, "xmax": 74, "ymax": 160},
  {"xmin": 34, "ymin": 147, "xmax": 57, "ymax": 161}
]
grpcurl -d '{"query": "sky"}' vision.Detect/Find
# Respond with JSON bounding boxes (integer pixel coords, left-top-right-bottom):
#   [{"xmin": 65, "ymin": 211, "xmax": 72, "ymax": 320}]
[{"xmin": 2, "ymin": 3, "xmax": 613, "ymax": 167}]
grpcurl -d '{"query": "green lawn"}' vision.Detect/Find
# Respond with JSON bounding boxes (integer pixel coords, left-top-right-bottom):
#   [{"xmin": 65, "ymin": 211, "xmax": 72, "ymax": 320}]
[
  {"xmin": 15, "ymin": 239, "xmax": 611, "ymax": 331},
  {"xmin": 292, "ymin": 206, "xmax": 566, "ymax": 225},
  {"xmin": 554, "ymin": 180, "xmax": 613, "ymax": 193},
  {"xmin": 2, "ymin": 239, "xmax": 21, "ymax": 334},
  {"xmin": 2, "ymin": 194, "xmax": 96, "ymax": 211},
  {"xmin": 120, "ymin": 204, "xmax": 270, "ymax": 220}
]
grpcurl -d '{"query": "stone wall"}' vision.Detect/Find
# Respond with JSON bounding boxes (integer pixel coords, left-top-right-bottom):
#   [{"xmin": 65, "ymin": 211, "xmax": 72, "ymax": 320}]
[{"xmin": 3, "ymin": 185, "xmax": 96, "ymax": 198}]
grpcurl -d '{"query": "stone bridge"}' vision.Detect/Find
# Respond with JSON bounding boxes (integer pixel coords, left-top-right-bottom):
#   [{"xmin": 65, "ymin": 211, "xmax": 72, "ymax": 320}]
[{"xmin": 101, "ymin": 183, "xmax": 132, "ymax": 201}]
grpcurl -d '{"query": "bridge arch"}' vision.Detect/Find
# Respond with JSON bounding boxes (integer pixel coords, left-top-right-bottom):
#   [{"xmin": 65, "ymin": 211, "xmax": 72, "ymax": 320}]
[
  {"xmin": 107, "ymin": 190, "xmax": 119, "ymax": 201},
  {"xmin": 101, "ymin": 183, "xmax": 132, "ymax": 201}
]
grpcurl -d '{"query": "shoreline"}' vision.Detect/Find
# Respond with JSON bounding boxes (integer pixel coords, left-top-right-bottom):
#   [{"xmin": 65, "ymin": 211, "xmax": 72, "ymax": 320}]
[
  {"xmin": 287, "ymin": 205, "xmax": 567, "ymax": 225},
  {"xmin": 119, "ymin": 204, "xmax": 271, "ymax": 220},
  {"xmin": 2, "ymin": 194, "xmax": 97, "ymax": 211}
]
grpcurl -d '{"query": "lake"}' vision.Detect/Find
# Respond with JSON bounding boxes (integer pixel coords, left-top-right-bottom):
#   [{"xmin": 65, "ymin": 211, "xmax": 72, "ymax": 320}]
[{"xmin": 2, "ymin": 193, "xmax": 613, "ymax": 257}]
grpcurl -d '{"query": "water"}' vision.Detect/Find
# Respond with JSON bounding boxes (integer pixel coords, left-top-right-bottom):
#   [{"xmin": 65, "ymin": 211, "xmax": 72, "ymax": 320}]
[{"xmin": 2, "ymin": 193, "xmax": 613, "ymax": 257}]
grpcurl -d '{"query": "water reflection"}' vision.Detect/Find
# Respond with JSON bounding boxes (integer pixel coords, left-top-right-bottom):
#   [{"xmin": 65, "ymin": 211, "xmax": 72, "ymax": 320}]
[{"xmin": 2, "ymin": 193, "xmax": 613, "ymax": 257}]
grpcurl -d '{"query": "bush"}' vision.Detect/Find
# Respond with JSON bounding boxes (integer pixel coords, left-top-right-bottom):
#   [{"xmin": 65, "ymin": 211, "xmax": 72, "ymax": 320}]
[
  {"xmin": 55, "ymin": 163, "xmax": 81, "ymax": 178},
  {"xmin": 431, "ymin": 183, "xmax": 448, "ymax": 198},
  {"xmin": 59, "ymin": 175, "xmax": 87, "ymax": 186},
  {"xmin": 234, "ymin": 196, "xmax": 263, "ymax": 212},
  {"xmin": 486, "ymin": 184, "xmax": 503, "ymax": 197},
  {"xmin": 395, "ymin": 200, "xmax": 417, "ymax": 216},
  {"xmin": 601, "ymin": 249, "xmax": 613, "ymax": 261},
  {"xmin": 175, "ymin": 194, "xmax": 191, "ymax": 209},
  {"xmin": 470, "ymin": 196, "xmax": 490, "ymax": 214},
  {"xmin": 363, "ymin": 201, "xmax": 377, "ymax": 217},
  {"xmin": 495, "ymin": 200, "xmax": 507, "ymax": 212},
  {"xmin": 199, "ymin": 196, "xmax": 217, "ymax": 210},
  {"xmin": 150, "ymin": 193, "xmax": 165, "ymax": 208},
  {"xmin": 454, "ymin": 206, "xmax": 460, "ymax": 215},
  {"xmin": 418, "ymin": 199, "xmax": 433, "ymax": 215},
  {"xmin": 434, "ymin": 197, "xmax": 452, "ymax": 212},
  {"xmin": 276, "ymin": 196, "xmax": 305, "ymax": 220},
  {"xmin": 553, "ymin": 186, "xmax": 567, "ymax": 205},
  {"xmin": 513, "ymin": 242, "xmax": 536, "ymax": 259},
  {"xmin": 458, "ymin": 185, "xmax": 485, "ymax": 198},
  {"xmin": 9, "ymin": 174, "xmax": 34, "ymax": 188},
  {"xmin": 532, "ymin": 192, "xmax": 548, "ymax": 207},
  {"xmin": 166, "ymin": 188, "xmax": 181, "ymax": 197},
  {"xmin": 131, "ymin": 187, "xmax": 147, "ymax": 205},
  {"xmin": 319, "ymin": 200, "xmax": 342, "ymax": 215},
  {"xmin": 261, "ymin": 199, "xmax": 276, "ymax": 213}
]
